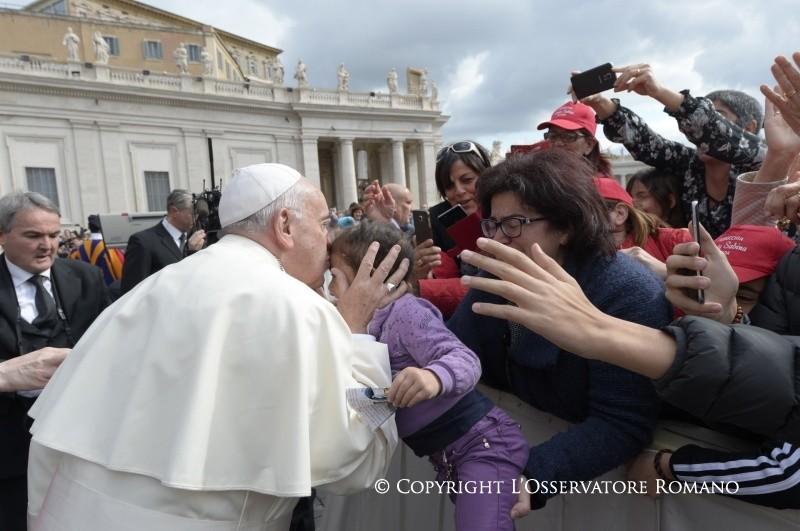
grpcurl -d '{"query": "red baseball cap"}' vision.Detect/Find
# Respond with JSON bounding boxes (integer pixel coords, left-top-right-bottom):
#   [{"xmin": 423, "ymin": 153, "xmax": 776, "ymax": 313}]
[
  {"xmin": 594, "ymin": 177, "xmax": 633, "ymax": 206},
  {"xmin": 715, "ymin": 225, "xmax": 795, "ymax": 284},
  {"xmin": 537, "ymin": 102, "xmax": 597, "ymax": 136}
]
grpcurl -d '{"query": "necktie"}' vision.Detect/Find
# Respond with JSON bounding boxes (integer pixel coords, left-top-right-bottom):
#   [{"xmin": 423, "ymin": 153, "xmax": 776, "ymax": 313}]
[
  {"xmin": 29, "ymin": 275, "xmax": 57, "ymax": 326},
  {"xmin": 179, "ymin": 233, "xmax": 187, "ymax": 253}
]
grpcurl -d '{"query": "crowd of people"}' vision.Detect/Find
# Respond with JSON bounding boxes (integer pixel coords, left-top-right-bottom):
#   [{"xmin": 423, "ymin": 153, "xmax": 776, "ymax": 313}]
[{"xmin": 1, "ymin": 52, "xmax": 800, "ymax": 531}]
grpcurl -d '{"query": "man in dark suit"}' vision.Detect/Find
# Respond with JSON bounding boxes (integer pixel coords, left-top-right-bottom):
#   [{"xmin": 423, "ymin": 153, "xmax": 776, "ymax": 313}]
[
  {"xmin": 0, "ymin": 191, "xmax": 109, "ymax": 530},
  {"xmin": 120, "ymin": 189, "xmax": 206, "ymax": 295}
]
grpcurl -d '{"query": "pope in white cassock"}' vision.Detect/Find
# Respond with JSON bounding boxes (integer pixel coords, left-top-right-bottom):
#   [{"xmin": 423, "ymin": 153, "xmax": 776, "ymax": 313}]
[{"xmin": 26, "ymin": 164, "xmax": 404, "ymax": 530}]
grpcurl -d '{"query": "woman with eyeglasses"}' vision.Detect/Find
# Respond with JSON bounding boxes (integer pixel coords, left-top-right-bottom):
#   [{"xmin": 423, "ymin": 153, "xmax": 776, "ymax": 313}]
[
  {"xmin": 413, "ymin": 140, "xmax": 492, "ymax": 317},
  {"xmin": 537, "ymin": 101, "xmax": 613, "ymax": 177},
  {"xmin": 447, "ymin": 149, "xmax": 671, "ymax": 514}
]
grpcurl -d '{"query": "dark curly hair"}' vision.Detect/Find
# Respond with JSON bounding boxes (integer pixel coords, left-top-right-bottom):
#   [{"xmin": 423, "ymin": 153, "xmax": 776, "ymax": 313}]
[{"xmin": 477, "ymin": 149, "xmax": 616, "ymax": 261}]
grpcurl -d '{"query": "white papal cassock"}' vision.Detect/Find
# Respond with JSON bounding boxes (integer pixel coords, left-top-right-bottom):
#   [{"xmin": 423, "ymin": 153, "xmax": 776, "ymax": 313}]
[{"xmin": 26, "ymin": 234, "xmax": 398, "ymax": 530}]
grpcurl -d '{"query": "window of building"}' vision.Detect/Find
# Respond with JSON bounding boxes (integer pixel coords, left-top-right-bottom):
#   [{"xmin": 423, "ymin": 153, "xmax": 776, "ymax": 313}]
[
  {"xmin": 143, "ymin": 40, "xmax": 163, "ymax": 60},
  {"xmin": 225, "ymin": 62, "xmax": 231, "ymax": 79},
  {"xmin": 187, "ymin": 44, "xmax": 201, "ymax": 63},
  {"xmin": 25, "ymin": 167, "xmax": 59, "ymax": 207},
  {"xmin": 144, "ymin": 171, "xmax": 170, "ymax": 211},
  {"xmin": 103, "ymin": 36, "xmax": 120, "ymax": 56},
  {"xmin": 217, "ymin": 50, "xmax": 223, "ymax": 69},
  {"xmin": 41, "ymin": 0, "xmax": 67, "ymax": 15}
]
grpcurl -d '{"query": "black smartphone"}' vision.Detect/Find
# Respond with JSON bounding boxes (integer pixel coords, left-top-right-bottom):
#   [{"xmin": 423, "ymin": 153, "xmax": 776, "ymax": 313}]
[
  {"xmin": 690, "ymin": 200, "xmax": 705, "ymax": 304},
  {"xmin": 571, "ymin": 63, "xmax": 616, "ymax": 100},
  {"xmin": 412, "ymin": 209, "xmax": 433, "ymax": 243},
  {"xmin": 437, "ymin": 203, "xmax": 468, "ymax": 228}
]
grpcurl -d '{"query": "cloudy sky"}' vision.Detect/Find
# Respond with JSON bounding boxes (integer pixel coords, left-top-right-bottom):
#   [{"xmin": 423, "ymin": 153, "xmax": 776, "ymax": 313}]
[{"xmin": 155, "ymin": 0, "xmax": 798, "ymax": 153}]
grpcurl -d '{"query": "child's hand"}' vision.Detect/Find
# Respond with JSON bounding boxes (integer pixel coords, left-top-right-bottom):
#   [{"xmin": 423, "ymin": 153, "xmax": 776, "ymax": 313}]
[{"xmin": 388, "ymin": 367, "xmax": 442, "ymax": 408}]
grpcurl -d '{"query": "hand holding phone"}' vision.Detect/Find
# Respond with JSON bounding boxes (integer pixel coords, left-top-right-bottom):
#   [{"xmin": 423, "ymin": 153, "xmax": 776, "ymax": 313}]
[
  {"xmin": 571, "ymin": 63, "xmax": 617, "ymax": 100},
  {"xmin": 412, "ymin": 209, "xmax": 433, "ymax": 243},
  {"xmin": 689, "ymin": 200, "xmax": 705, "ymax": 304}
]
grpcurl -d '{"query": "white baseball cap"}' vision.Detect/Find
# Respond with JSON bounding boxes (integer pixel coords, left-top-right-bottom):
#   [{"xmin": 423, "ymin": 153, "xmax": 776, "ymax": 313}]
[{"xmin": 219, "ymin": 163, "xmax": 303, "ymax": 228}]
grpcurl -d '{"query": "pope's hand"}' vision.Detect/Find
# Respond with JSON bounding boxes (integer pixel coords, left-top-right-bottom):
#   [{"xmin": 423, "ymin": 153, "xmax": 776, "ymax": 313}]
[{"xmin": 332, "ymin": 241, "xmax": 410, "ymax": 333}]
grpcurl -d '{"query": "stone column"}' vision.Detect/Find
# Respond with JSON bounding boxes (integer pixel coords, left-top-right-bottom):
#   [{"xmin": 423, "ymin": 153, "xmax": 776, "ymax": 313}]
[
  {"xmin": 301, "ymin": 136, "xmax": 321, "ymax": 188},
  {"xmin": 356, "ymin": 149, "xmax": 369, "ymax": 182},
  {"xmin": 405, "ymin": 145, "xmax": 420, "ymax": 207},
  {"xmin": 418, "ymin": 140, "xmax": 438, "ymax": 206},
  {"xmin": 379, "ymin": 145, "xmax": 392, "ymax": 183},
  {"xmin": 391, "ymin": 139, "xmax": 406, "ymax": 186},
  {"xmin": 338, "ymin": 138, "xmax": 358, "ymax": 207}
]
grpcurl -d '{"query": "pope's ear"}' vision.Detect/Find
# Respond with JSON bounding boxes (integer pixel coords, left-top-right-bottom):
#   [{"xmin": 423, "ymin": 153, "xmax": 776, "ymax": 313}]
[{"xmin": 272, "ymin": 207, "xmax": 295, "ymax": 249}]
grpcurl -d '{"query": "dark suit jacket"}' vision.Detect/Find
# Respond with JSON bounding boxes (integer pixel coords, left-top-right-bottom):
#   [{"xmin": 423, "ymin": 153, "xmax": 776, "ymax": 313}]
[
  {"xmin": 0, "ymin": 257, "xmax": 109, "ymax": 478},
  {"xmin": 120, "ymin": 221, "xmax": 184, "ymax": 295}
]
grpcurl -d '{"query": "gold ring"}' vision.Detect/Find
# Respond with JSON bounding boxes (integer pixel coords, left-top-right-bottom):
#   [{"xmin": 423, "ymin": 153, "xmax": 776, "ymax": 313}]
[{"xmin": 778, "ymin": 217, "xmax": 793, "ymax": 231}]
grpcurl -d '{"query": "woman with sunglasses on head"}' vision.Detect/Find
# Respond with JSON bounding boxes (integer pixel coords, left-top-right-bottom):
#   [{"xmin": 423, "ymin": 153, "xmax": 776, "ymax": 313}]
[
  {"xmin": 447, "ymin": 149, "xmax": 671, "ymax": 514},
  {"xmin": 413, "ymin": 140, "xmax": 492, "ymax": 317},
  {"xmin": 537, "ymin": 101, "xmax": 613, "ymax": 177}
]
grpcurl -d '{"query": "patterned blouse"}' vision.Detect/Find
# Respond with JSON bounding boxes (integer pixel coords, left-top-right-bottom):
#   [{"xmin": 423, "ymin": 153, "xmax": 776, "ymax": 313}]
[{"xmin": 601, "ymin": 90, "xmax": 766, "ymax": 238}]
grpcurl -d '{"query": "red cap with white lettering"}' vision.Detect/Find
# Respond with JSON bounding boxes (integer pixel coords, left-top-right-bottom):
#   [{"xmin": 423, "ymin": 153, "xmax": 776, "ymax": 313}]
[{"xmin": 715, "ymin": 225, "xmax": 795, "ymax": 283}]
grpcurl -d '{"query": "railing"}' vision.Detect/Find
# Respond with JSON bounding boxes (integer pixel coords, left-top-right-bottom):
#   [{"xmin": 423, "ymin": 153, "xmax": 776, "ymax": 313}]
[{"xmin": 0, "ymin": 54, "xmax": 439, "ymax": 111}]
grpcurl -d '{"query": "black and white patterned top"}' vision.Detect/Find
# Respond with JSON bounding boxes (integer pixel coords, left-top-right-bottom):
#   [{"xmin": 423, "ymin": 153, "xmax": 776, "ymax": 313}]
[{"xmin": 601, "ymin": 90, "xmax": 766, "ymax": 238}]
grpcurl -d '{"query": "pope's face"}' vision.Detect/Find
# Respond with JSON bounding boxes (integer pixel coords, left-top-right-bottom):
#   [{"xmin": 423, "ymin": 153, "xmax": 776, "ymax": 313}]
[{"xmin": 285, "ymin": 189, "xmax": 331, "ymax": 289}]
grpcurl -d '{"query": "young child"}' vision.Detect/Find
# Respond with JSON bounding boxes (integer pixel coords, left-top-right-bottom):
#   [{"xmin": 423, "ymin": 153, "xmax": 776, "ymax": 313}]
[{"xmin": 330, "ymin": 221, "xmax": 528, "ymax": 531}]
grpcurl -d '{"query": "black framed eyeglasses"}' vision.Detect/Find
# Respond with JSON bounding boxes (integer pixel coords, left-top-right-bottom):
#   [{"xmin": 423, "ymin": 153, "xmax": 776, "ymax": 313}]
[
  {"xmin": 543, "ymin": 130, "xmax": 588, "ymax": 144},
  {"xmin": 480, "ymin": 215, "xmax": 548, "ymax": 238},
  {"xmin": 437, "ymin": 141, "xmax": 489, "ymax": 165}
]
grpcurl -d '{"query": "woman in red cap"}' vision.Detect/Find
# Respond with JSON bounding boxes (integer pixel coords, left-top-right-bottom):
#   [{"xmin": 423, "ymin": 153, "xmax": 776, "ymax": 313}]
[
  {"xmin": 537, "ymin": 101, "xmax": 613, "ymax": 177},
  {"xmin": 595, "ymin": 177, "xmax": 692, "ymax": 278}
]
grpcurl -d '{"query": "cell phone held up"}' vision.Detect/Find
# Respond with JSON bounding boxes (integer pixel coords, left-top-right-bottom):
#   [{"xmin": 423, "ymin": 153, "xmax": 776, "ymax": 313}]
[
  {"xmin": 437, "ymin": 203, "xmax": 468, "ymax": 228},
  {"xmin": 412, "ymin": 209, "xmax": 433, "ymax": 243},
  {"xmin": 681, "ymin": 200, "xmax": 705, "ymax": 304},
  {"xmin": 571, "ymin": 63, "xmax": 616, "ymax": 100}
]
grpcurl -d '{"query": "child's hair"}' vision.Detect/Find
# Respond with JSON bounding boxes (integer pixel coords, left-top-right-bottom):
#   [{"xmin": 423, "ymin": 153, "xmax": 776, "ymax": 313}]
[
  {"xmin": 604, "ymin": 200, "xmax": 666, "ymax": 246},
  {"xmin": 331, "ymin": 221, "xmax": 415, "ymax": 282}
]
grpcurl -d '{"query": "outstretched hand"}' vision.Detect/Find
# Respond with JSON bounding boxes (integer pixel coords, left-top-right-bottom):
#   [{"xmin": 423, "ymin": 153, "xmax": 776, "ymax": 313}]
[
  {"xmin": 362, "ymin": 180, "xmax": 396, "ymax": 223},
  {"xmin": 761, "ymin": 53, "xmax": 800, "ymax": 137},
  {"xmin": 459, "ymin": 238, "xmax": 605, "ymax": 359}
]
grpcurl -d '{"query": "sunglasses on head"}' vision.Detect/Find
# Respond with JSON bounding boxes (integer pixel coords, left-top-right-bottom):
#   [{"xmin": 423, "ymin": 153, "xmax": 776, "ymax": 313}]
[{"xmin": 437, "ymin": 141, "xmax": 489, "ymax": 165}]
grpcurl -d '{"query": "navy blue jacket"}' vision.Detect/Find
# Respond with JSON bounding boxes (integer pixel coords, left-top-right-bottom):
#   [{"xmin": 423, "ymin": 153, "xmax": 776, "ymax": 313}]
[{"xmin": 448, "ymin": 251, "xmax": 671, "ymax": 508}]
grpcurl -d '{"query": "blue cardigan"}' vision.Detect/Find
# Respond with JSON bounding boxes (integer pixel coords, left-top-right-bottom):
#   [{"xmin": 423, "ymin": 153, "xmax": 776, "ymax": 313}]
[{"xmin": 448, "ymin": 251, "xmax": 671, "ymax": 508}]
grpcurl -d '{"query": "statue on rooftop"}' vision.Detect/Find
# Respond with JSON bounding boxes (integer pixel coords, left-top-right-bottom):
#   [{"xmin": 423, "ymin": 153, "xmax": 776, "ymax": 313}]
[
  {"xmin": 92, "ymin": 31, "xmax": 109, "ymax": 65},
  {"xmin": 387, "ymin": 68, "xmax": 399, "ymax": 94},
  {"xmin": 337, "ymin": 63, "xmax": 350, "ymax": 92},
  {"xmin": 294, "ymin": 59, "xmax": 308, "ymax": 88},
  {"xmin": 63, "ymin": 27, "xmax": 81, "ymax": 62}
]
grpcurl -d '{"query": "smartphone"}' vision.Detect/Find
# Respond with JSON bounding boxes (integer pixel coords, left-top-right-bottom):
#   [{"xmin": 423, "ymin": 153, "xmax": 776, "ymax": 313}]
[
  {"xmin": 690, "ymin": 200, "xmax": 705, "ymax": 304},
  {"xmin": 437, "ymin": 203, "xmax": 468, "ymax": 228},
  {"xmin": 412, "ymin": 209, "xmax": 433, "ymax": 243},
  {"xmin": 571, "ymin": 63, "xmax": 616, "ymax": 100}
]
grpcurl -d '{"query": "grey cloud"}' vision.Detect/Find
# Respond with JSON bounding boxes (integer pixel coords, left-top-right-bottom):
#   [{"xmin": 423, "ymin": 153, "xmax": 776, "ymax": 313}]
[{"xmin": 161, "ymin": 0, "xmax": 800, "ymax": 145}]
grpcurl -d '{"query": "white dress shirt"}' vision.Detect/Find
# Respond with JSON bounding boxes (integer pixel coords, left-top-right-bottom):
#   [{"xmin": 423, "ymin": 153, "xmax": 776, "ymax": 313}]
[
  {"xmin": 161, "ymin": 218, "xmax": 185, "ymax": 251},
  {"xmin": 5, "ymin": 256, "xmax": 53, "ymax": 324}
]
